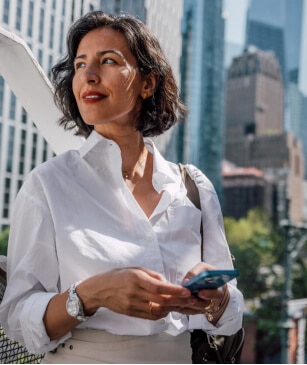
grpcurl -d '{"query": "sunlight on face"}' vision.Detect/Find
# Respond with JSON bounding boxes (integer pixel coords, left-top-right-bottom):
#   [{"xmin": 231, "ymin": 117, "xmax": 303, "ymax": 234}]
[{"xmin": 72, "ymin": 27, "xmax": 145, "ymax": 133}]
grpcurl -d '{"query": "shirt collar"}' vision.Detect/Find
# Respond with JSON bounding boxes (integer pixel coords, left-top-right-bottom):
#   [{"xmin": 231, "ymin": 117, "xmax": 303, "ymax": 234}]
[
  {"xmin": 144, "ymin": 138, "xmax": 179, "ymax": 193},
  {"xmin": 78, "ymin": 130, "xmax": 180, "ymax": 193},
  {"xmin": 78, "ymin": 130, "xmax": 112, "ymax": 159}
]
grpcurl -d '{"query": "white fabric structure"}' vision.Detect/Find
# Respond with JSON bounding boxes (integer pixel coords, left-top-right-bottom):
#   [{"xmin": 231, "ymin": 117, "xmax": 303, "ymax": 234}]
[{"xmin": 0, "ymin": 27, "xmax": 83, "ymax": 155}]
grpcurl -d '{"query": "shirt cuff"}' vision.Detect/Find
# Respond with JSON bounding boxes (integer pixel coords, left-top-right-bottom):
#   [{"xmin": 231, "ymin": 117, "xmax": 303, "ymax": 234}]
[
  {"xmin": 20, "ymin": 292, "xmax": 71, "ymax": 354},
  {"xmin": 188, "ymin": 284, "xmax": 244, "ymax": 336}
]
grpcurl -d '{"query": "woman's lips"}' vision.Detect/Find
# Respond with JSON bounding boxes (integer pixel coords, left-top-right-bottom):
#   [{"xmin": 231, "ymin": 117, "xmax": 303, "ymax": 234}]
[{"xmin": 82, "ymin": 91, "xmax": 106, "ymax": 103}]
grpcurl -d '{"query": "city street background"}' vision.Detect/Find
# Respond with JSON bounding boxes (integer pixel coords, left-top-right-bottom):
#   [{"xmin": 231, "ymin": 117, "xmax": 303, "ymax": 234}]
[{"xmin": 0, "ymin": 0, "xmax": 307, "ymax": 363}]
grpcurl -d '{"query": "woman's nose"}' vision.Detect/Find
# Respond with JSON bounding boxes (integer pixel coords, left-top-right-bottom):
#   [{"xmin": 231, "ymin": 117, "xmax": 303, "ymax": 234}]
[{"xmin": 82, "ymin": 64, "xmax": 101, "ymax": 84}]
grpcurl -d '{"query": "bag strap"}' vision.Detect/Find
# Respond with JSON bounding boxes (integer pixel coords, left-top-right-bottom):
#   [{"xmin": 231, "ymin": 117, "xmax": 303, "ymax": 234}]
[
  {"xmin": 179, "ymin": 165, "xmax": 245, "ymax": 364},
  {"xmin": 178, "ymin": 163, "xmax": 201, "ymax": 210},
  {"xmin": 178, "ymin": 163, "xmax": 204, "ymax": 258}
]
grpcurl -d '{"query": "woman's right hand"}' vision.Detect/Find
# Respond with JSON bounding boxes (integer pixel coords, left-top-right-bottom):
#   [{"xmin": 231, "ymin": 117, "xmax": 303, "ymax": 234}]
[
  {"xmin": 44, "ymin": 267, "xmax": 195, "ymax": 340},
  {"xmin": 77, "ymin": 267, "xmax": 195, "ymax": 320}
]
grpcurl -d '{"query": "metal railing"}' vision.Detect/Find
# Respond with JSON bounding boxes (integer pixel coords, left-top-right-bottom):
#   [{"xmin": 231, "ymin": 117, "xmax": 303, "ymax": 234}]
[{"xmin": 0, "ymin": 327, "xmax": 44, "ymax": 364}]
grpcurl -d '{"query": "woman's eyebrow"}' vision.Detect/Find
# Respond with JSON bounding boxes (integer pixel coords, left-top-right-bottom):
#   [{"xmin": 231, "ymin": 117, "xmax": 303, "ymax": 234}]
[
  {"xmin": 74, "ymin": 49, "xmax": 125, "ymax": 62},
  {"xmin": 96, "ymin": 49, "xmax": 125, "ymax": 59}
]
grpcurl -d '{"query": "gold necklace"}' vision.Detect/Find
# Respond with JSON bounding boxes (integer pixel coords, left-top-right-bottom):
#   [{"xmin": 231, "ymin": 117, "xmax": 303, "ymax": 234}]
[{"xmin": 122, "ymin": 152, "xmax": 147, "ymax": 180}]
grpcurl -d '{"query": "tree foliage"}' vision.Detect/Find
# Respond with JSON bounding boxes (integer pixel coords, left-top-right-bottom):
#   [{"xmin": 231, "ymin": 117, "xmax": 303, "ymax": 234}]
[
  {"xmin": 0, "ymin": 227, "xmax": 9, "ymax": 256},
  {"xmin": 224, "ymin": 208, "xmax": 307, "ymax": 362},
  {"xmin": 224, "ymin": 208, "xmax": 284, "ymax": 301}
]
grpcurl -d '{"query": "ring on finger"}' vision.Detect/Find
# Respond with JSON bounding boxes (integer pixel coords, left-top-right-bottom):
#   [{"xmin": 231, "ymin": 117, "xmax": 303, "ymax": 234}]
[
  {"xmin": 148, "ymin": 301, "xmax": 153, "ymax": 314},
  {"xmin": 204, "ymin": 300, "xmax": 215, "ymax": 311}
]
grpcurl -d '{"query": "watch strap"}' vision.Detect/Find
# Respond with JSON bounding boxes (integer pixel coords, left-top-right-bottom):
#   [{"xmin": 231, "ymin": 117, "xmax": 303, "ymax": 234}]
[{"xmin": 66, "ymin": 281, "xmax": 88, "ymax": 322}]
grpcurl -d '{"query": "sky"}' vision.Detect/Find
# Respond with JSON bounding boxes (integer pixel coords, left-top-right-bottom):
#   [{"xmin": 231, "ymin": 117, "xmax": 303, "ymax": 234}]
[{"xmin": 223, "ymin": 0, "xmax": 249, "ymax": 45}]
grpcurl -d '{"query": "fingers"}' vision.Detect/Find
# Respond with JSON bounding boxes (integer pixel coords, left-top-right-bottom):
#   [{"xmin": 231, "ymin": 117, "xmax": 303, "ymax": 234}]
[
  {"xmin": 197, "ymin": 285, "xmax": 226, "ymax": 302},
  {"xmin": 97, "ymin": 267, "xmax": 195, "ymax": 320},
  {"xmin": 134, "ymin": 267, "xmax": 191, "ymax": 298},
  {"xmin": 181, "ymin": 262, "xmax": 216, "ymax": 284},
  {"xmin": 172, "ymin": 284, "xmax": 228, "ymax": 318}
]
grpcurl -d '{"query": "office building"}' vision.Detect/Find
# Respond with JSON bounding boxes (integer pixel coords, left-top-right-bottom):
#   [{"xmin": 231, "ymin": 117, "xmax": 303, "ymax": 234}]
[
  {"xmin": 99, "ymin": 0, "xmax": 146, "ymax": 21},
  {"xmin": 225, "ymin": 47, "xmax": 283, "ymax": 143},
  {"xmin": 225, "ymin": 132, "xmax": 304, "ymax": 223},
  {"xmin": 247, "ymin": 0, "xmax": 307, "ymax": 91},
  {"xmin": 0, "ymin": 0, "xmax": 75, "ymax": 230},
  {"xmin": 179, "ymin": 0, "xmax": 225, "ymax": 197},
  {"xmin": 225, "ymin": 48, "xmax": 304, "ymax": 222},
  {"xmin": 222, "ymin": 162, "xmax": 275, "ymax": 220},
  {"xmin": 246, "ymin": 0, "xmax": 307, "ymax": 183}
]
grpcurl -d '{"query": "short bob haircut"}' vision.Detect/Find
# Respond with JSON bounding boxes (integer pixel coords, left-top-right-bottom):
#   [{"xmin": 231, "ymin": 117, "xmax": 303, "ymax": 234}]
[{"xmin": 52, "ymin": 10, "xmax": 186, "ymax": 138}]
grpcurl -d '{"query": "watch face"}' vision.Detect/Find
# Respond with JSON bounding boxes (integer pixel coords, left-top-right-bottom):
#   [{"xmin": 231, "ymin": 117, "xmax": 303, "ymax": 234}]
[{"xmin": 66, "ymin": 298, "xmax": 79, "ymax": 317}]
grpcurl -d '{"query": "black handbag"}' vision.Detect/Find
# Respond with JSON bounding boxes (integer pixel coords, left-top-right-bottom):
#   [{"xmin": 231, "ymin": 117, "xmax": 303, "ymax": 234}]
[
  {"xmin": 179, "ymin": 164, "xmax": 245, "ymax": 364},
  {"xmin": 190, "ymin": 328, "xmax": 245, "ymax": 364}
]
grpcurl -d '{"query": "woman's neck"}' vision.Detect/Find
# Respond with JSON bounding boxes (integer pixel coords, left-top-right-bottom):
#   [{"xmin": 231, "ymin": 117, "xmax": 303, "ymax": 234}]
[
  {"xmin": 94, "ymin": 126, "xmax": 147, "ymax": 181},
  {"xmin": 120, "ymin": 136, "xmax": 148, "ymax": 181}
]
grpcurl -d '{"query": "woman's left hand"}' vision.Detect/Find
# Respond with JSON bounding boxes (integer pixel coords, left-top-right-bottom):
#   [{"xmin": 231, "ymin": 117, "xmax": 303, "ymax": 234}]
[{"xmin": 174, "ymin": 262, "xmax": 227, "ymax": 316}]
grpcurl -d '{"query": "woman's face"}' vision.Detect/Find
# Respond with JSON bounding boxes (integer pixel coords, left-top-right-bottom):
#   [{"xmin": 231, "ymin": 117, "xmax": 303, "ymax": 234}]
[{"xmin": 72, "ymin": 27, "xmax": 145, "ymax": 134}]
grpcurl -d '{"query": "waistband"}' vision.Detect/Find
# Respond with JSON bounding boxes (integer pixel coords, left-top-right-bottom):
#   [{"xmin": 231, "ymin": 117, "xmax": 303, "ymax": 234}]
[{"xmin": 43, "ymin": 329, "xmax": 192, "ymax": 364}]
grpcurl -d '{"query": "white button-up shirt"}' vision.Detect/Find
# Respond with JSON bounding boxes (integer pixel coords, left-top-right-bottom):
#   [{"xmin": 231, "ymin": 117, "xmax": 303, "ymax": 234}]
[{"xmin": 0, "ymin": 131, "xmax": 243, "ymax": 354}]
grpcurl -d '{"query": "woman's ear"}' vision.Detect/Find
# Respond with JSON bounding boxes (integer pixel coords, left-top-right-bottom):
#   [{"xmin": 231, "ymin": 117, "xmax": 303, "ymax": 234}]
[{"xmin": 141, "ymin": 71, "xmax": 158, "ymax": 99}]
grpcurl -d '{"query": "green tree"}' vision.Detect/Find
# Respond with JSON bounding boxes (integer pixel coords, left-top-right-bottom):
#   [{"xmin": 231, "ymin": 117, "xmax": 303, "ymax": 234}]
[
  {"xmin": 224, "ymin": 208, "xmax": 284, "ymax": 301},
  {"xmin": 0, "ymin": 227, "xmax": 9, "ymax": 256},
  {"xmin": 224, "ymin": 208, "xmax": 307, "ymax": 362}
]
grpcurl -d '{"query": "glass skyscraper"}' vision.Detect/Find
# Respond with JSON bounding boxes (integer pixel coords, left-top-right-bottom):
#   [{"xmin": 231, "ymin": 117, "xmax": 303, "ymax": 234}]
[
  {"xmin": 246, "ymin": 0, "xmax": 306, "ymax": 89},
  {"xmin": 179, "ymin": 0, "xmax": 225, "ymax": 198}
]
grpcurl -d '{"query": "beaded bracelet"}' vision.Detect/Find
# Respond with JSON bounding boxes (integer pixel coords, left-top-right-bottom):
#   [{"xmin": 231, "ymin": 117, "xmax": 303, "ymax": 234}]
[{"xmin": 205, "ymin": 286, "xmax": 230, "ymax": 322}]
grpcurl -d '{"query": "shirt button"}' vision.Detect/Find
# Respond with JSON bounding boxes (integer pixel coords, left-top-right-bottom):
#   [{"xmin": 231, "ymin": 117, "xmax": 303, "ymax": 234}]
[
  {"xmin": 145, "ymin": 235, "xmax": 153, "ymax": 242},
  {"xmin": 159, "ymin": 319, "xmax": 166, "ymax": 325}
]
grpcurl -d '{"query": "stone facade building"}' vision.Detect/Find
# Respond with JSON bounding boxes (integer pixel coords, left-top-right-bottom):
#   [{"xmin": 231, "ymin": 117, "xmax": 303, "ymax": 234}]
[{"xmin": 224, "ymin": 47, "xmax": 304, "ymax": 222}]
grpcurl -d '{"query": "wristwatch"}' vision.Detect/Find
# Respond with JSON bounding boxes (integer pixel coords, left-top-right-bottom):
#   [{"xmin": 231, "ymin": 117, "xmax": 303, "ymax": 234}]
[{"xmin": 66, "ymin": 281, "xmax": 88, "ymax": 322}]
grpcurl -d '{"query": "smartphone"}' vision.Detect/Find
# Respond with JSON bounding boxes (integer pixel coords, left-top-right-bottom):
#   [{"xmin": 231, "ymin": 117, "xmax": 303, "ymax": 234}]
[{"xmin": 183, "ymin": 269, "xmax": 239, "ymax": 293}]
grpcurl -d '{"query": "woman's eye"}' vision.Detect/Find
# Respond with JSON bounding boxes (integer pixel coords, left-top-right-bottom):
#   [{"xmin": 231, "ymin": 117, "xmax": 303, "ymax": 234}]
[
  {"xmin": 74, "ymin": 62, "xmax": 85, "ymax": 70},
  {"xmin": 101, "ymin": 58, "xmax": 116, "ymax": 65}
]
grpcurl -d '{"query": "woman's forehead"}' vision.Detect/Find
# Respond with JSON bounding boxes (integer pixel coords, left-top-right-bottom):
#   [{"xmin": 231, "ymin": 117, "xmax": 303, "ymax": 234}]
[{"xmin": 76, "ymin": 28, "xmax": 133, "ymax": 58}]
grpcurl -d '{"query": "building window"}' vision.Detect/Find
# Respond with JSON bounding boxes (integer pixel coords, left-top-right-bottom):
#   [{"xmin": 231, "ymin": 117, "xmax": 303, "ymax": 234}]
[
  {"xmin": 27, "ymin": 0, "xmax": 34, "ymax": 37},
  {"xmin": 49, "ymin": 14, "xmax": 54, "ymax": 48},
  {"xmin": 62, "ymin": 0, "xmax": 66, "ymax": 16},
  {"xmin": 48, "ymin": 55, "xmax": 53, "ymax": 78},
  {"xmin": 21, "ymin": 107, "xmax": 27, "ymax": 124},
  {"xmin": 17, "ymin": 179, "xmax": 23, "ymax": 192},
  {"xmin": 0, "ymin": 76, "xmax": 4, "ymax": 116},
  {"xmin": 9, "ymin": 92, "xmax": 16, "ymax": 120},
  {"xmin": 2, "ymin": 0, "xmax": 10, "ymax": 24},
  {"xmin": 0, "ymin": 122, "xmax": 2, "ymax": 169},
  {"xmin": 59, "ymin": 21, "xmax": 64, "ymax": 54},
  {"xmin": 31, "ymin": 133, "xmax": 37, "ymax": 169},
  {"xmin": 39, "ymin": 8, "xmax": 45, "ymax": 43},
  {"xmin": 38, "ymin": 49, "xmax": 43, "ymax": 66},
  {"xmin": 245, "ymin": 122, "xmax": 256, "ymax": 136},
  {"xmin": 42, "ymin": 139, "xmax": 48, "ymax": 162},
  {"xmin": 6, "ymin": 126, "xmax": 15, "ymax": 172},
  {"xmin": 3, "ymin": 178, "xmax": 11, "ymax": 218},
  {"xmin": 15, "ymin": 0, "xmax": 22, "ymax": 30},
  {"xmin": 19, "ymin": 129, "xmax": 27, "ymax": 175}
]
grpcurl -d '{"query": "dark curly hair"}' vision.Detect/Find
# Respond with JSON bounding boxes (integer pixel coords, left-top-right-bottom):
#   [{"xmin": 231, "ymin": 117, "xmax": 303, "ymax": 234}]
[{"xmin": 52, "ymin": 10, "xmax": 186, "ymax": 138}]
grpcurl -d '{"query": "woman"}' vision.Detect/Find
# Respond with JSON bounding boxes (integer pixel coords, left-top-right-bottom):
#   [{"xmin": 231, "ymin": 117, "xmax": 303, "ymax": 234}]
[{"xmin": 0, "ymin": 11, "xmax": 244, "ymax": 363}]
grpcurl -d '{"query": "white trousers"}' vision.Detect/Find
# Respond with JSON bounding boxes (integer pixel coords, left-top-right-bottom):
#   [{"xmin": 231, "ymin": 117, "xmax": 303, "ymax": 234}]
[{"xmin": 42, "ymin": 329, "xmax": 192, "ymax": 364}]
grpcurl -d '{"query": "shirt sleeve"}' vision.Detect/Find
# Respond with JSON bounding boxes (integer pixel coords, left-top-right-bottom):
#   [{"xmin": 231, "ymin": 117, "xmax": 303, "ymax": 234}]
[
  {"xmin": 186, "ymin": 164, "xmax": 244, "ymax": 335},
  {"xmin": 0, "ymin": 172, "xmax": 71, "ymax": 354}
]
